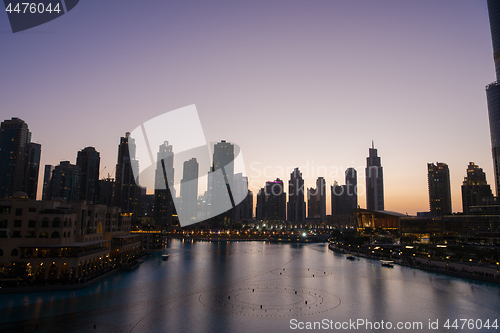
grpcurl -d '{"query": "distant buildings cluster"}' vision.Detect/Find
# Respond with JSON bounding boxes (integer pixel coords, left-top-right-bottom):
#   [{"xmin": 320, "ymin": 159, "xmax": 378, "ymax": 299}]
[
  {"xmin": 0, "ymin": 117, "xmax": 387, "ymax": 230},
  {"xmin": 255, "ymin": 144, "xmax": 384, "ymax": 228}
]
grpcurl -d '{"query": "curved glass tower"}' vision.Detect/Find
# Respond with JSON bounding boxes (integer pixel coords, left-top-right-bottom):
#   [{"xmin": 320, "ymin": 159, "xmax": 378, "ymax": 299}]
[{"xmin": 487, "ymin": 0, "xmax": 500, "ymax": 196}]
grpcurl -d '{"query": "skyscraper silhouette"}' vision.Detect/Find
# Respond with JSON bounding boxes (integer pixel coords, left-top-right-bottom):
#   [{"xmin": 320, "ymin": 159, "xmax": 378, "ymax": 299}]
[
  {"xmin": 308, "ymin": 177, "xmax": 326, "ymax": 222},
  {"xmin": 76, "ymin": 147, "xmax": 100, "ymax": 203},
  {"xmin": 263, "ymin": 179, "xmax": 286, "ymax": 222},
  {"xmin": 427, "ymin": 162, "xmax": 452, "ymax": 216},
  {"xmin": 486, "ymin": 0, "xmax": 500, "ymax": 195},
  {"xmin": 461, "ymin": 162, "xmax": 493, "ymax": 214},
  {"xmin": 365, "ymin": 142, "xmax": 384, "ymax": 211},
  {"xmin": 0, "ymin": 118, "xmax": 41, "ymax": 199},
  {"xmin": 47, "ymin": 161, "xmax": 81, "ymax": 202},
  {"xmin": 331, "ymin": 168, "xmax": 358, "ymax": 215},
  {"xmin": 209, "ymin": 140, "xmax": 235, "ymax": 224},
  {"xmin": 42, "ymin": 165, "xmax": 54, "ymax": 201},
  {"xmin": 287, "ymin": 167, "xmax": 306, "ymax": 222},
  {"xmin": 154, "ymin": 141, "xmax": 174, "ymax": 194},
  {"xmin": 154, "ymin": 141, "xmax": 174, "ymax": 229},
  {"xmin": 180, "ymin": 158, "xmax": 199, "ymax": 222},
  {"xmin": 114, "ymin": 132, "xmax": 140, "ymax": 216},
  {"xmin": 25, "ymin": 142, "xmax": 41, "ymax": 200}
]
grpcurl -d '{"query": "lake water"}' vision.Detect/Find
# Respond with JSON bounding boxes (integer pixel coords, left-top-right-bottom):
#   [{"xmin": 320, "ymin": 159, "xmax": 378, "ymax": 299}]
[{"xmin": 1, "ymin": 239, "xmax": 500, "ymax": 332}]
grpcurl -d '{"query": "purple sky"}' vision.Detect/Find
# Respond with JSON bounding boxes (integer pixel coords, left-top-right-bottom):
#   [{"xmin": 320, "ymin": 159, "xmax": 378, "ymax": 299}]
[{"xmin": 0, "ymin": 0, "xmax": 494, "ymax": 215}]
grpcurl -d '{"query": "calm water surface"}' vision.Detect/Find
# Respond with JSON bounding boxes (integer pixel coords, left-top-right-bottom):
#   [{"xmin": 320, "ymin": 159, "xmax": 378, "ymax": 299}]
[{"xmin": 1, "ymin": 239, "xmax": 499, "ymax": 332}]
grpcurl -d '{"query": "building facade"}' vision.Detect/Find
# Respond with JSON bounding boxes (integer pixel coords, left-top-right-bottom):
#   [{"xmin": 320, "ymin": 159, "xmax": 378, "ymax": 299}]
[
  {"xmin": 331, "ymin": 168, "xmax": 358, "ymax": 215},
  {"xmin": 486, "ymin": 0, "xmax": 500, "ymax": 196},
  {"xmin": 0, "ymin": 118, "xmax": 41, "ymax": 200},
  {"xmin": 76, "ymin": 147, "xmax": 100, "ymax": 203},
  {"xmin": 0, "ymin": 193, "xmax": 140, "ymax": 281},
  {"xmin": 114, "ymin": 133, "xmax": 140, "ymax": 218},
  {"xmin": 365, "ymin": 142, "xmax": 384, "ymax": 211},
  {"xmin": 154, "ymin": 141, "xmax": 175, "ymax": 229},
  {"xmin": 46, "ymin": 161, "xmax": 81, "ymax": 202},
  {"xmin": 180, "ymin": 158, "xmax": 199, "ymax": 222},
  {"xmin": 427, "ymin": 162, "xmax": 452, "ymax": 216},
  {"xmin": 287, "ymin": 167, "xmax": 306, "ymax": 222},
  {"xmin": 461, "ymin": 162, "xmax": 493, "ymax": 214}
]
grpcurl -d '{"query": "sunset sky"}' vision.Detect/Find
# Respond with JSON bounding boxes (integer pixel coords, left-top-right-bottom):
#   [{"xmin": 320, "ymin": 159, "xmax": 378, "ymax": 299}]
[{"xmin": 0, "ymin": 0, "xmax": 495, "ymax": 215}]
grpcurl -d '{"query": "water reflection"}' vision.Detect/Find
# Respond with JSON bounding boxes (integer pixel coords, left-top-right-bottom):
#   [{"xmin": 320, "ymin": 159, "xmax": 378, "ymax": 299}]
[{"xmin": 1, "ymin": 240, "xmax": 500, "ymax": 332}]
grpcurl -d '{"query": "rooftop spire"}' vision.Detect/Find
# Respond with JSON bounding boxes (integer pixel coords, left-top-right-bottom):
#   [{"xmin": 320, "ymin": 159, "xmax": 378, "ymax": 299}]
[{"xmin": 372, "ymin": 140, "xmax": 374, "ymax": 149}]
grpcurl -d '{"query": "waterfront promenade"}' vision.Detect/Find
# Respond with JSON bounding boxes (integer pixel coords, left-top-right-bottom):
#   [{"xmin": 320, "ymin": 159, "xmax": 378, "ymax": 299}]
[{"xmin": 328, "ymin": 243, "xmax": 500, "ymax": 284}]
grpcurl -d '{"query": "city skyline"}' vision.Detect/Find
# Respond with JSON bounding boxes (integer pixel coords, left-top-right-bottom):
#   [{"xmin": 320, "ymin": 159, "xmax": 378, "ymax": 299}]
[
  {"xmin": 5, "ymin": 116, "xmax": 500, "ymax": 217},
  {"xmin": 0, "ymin": 0, "xmax": 495, "ymax": 215}
]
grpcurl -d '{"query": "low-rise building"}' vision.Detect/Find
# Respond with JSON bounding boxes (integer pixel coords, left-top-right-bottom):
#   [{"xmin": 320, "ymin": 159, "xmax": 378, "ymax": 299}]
[{"xmin": 0, "ymin": 192, "xmax": 140, "ymax": 281}]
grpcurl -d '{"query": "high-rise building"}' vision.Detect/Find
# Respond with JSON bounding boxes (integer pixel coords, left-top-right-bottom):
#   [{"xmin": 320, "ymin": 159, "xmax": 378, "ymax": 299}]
[
  {"xmin": 97, "ymin": 176, "xmax": 115, "ymax": 207},
  {"xmin": 344, "ymin": 168, "xmax": 358, "ymax": 211},
  {"xmin": 209, "ymin": 140, "xmax": 235, "ymax": 224},
  {"xmin": 76, "ymin": 147, "xmax": 100, "ymax": 203},
  {"xmin": 331, "ymin": 168, "xmax": 358, "ymax": 215},
  {"xmin": 234, "ymin": 189, "xmax": 253, "ymax": 222},
  {"xmin": 365, "ymin": 142, "xmax": 384, "ymax": 211},
  {"xmin": 256, "ymin": 188, "xmax": 265, "ymax": 221},
  {"xmin": 461, "ymin": 162, "xmax": 493, "ymax": 214},
  {"xmin": 307, "ymin": 187, "xmax": 319, "ymax": 219},
  {"xmin": 260, "ymin": 179, "xmax": 286, "ymax": 222},
  {"xmin": 180, "ymin": 158, "xmax": 199, "ymax": 222},
  {"xmin": 486, "ymin": 0, "xmax": 500, "ymax": 196},
  {"xmin": 114, "ymin": 133, "xmax": 140, "ymax": 216},
  {"xmin": 46, "ymin": 161, "xmax": 81, "ymax": 202},
  {"xmin": 428, "ymin": 162, "xmax": 452, "ymax": 216},
  {"xmin": 213, "ymin": 140, "xmax": 234, "ymax": 178},
  {"xmin": 316, "ymin": 177, "xmax": 326, "ymax": 222},
  {"xmin": 154, "ymin": 141, "xmax": 174, "ymax": 229},
  {"xmin": 154, "ymin": 141, "xmax": 174, "ymax": 194},
  {"xmin": 331, "ymin": 181, "xmax": 343, "ymax": 216},
  {"xmin": 42, "ymin": 165, "xmax": 54, "ymax": 201},
  {"xmin": 233, "ymin": 173, "xmax": 252, "ymax": 222},
  {"xmin": 308, "ymin": 177, "xmax": 326, "ymax": 221},
  {"xmin": 287, "ymin": 167, "xmax": 306, "ymax": 222},
  {"xmin": 0, "ymin": 118, "xmax": 40, "ymax": 199},
  {"xmin": 25, "ymin": 142, "xmax": 41, "ymax": 200}
]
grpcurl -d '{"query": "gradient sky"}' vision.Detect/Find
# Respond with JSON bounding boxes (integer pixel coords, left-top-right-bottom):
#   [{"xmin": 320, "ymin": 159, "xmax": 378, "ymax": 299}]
[{"xmin": 0, "ymin": 0, "xmax": 495, "ymax": 215}]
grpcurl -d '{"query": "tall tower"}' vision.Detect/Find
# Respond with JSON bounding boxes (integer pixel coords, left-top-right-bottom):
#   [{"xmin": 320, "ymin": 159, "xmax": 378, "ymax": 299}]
[
  {"xmin": 486, "ymin": 0, "xmax": 500, "ymax": 195},
  {"xmin": 154, "ymin": 141, "xmax": 174, "ymax": 229},
  {"xmin": 256, "ymin": 187, "xmax": 265, "ymax": 221},
  {"xmin": 154, "ymin": 141, "xmax": 174, "ymax": 194},
  {"xmin": 114, "ymin": 132, "xmax": 140, "ymax": 216},
  {"xmin": 316, "ymin": 177, "xmax": 326, "ymax": 222},
  {"xmin": 76, "ymin": 147, "xmax": 100, "ymax": 203},
  {"xmin": 427, "ymin": 162, "xmax": 452, "ymax": 216},
  {"xmin": 213, "ymin": 140, "xmax": 234, "ymax": 177},
  {"xmin": 287, "ymin": 167, "xmax": 306, "ymax": 222},
  {"xmin": 180, "ymin": 158, "xmax": 199, "ymax": 222},
  {"xmin": 461, "ymin": 162, "xmax": 493, "ymax": 214},
  {"xmin": 365, "ymin": 142, "xmax": 384, "ymax": 211},
  {"xmin": 344, "ymin": 168, "xmax": 358, "ymax": 213},
  {"xmin": 307, "ymin": 187, "xmax": 319, "ymax": 219},
  {"xmin": 307, "ymin": 177, "xmax": 326, "ymax": 221},
  {"xmin": 233, "ymin": 173, "xmax": 252, "ymax": 222},
  {"xmin": 42, "ymin": 165, "xmax": 54, "ymax": 200},
  {"xmin": 210, "ymin": 140, "xmax": 235, "ymax": 224},
  {"xmin": 0, "ymin": 117, "xmax": 40, "ymax": 199},
  {"xmin": 47, "ymin": 161, "xmax": 81, "ymax": 202},
  {"xmin": 25, "ymin": 142, "xmax": 41, "ymax": 200},
  {"xmin": 263, "ymin": 178, "xmax": 286, "ymax": 222}
]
